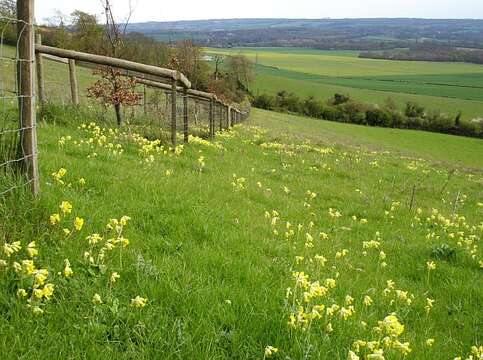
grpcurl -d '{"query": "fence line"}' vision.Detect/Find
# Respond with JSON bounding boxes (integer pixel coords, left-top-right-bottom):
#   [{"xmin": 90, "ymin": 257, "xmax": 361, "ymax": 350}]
[
  {"xmin": 0, "ymin": 0, "xmax": 39, "ymax": 197},
  {"xmin": 1, "ymin": 0, "xmax": 250, "ymax": 198}
]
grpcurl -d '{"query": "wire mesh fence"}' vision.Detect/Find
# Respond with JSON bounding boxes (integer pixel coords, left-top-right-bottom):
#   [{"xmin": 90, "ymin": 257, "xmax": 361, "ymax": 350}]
[{"xmin": 0, "ymin": 13, "xmax": 38, "ymax": 197}]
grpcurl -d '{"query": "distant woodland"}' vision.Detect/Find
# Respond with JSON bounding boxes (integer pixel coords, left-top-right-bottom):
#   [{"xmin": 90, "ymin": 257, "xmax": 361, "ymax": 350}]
[{"xmin": 127, "ymin": 18, "xmax": 483, "ymax": 51}]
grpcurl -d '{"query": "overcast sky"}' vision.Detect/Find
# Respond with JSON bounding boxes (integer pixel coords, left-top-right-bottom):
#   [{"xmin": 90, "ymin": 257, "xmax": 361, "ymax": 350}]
[{"xmin": 36, "ymin": 0, "xmax": 483, "ymax": 23}]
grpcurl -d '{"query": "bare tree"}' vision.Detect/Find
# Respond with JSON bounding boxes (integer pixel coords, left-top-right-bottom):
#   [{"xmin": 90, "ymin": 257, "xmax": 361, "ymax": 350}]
[{"xmin": 96, "ymin": 0, "xmax": 136, "ymax": 125}]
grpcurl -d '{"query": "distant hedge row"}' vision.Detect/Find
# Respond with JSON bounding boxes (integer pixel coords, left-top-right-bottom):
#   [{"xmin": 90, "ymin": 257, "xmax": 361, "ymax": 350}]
[{"xmin": 252, "ymin": 91, "xmax": 483, "ymax": 138}]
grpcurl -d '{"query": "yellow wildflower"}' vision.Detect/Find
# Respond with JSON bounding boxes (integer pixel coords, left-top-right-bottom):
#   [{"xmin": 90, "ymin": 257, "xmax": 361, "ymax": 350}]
[
  {"xmin": 59, "ymin": 201, "xmax": 73, "ymax": 214},
  {"xmin": 74, "ymin": 217, "xmax": 84, "ymax": 231},
  {"xmin": 3, "ymin": 241, "xmax": 21, "ymax": 257},
  {"xmin": 22, "ymin": 260, "xmax": 35, "ymax": 275},
  {"xmin": 264, "ymin": 346, "xmax": 279, "ymax": 357},
  {"xmin": 130, "ymin": 296, "xmax": 148, "ymax": 308},
  {"xmin": 26, "ymin": 241, "xmax": 38, "ymax": 258},
  {"xmin": 63, "ymin": 259, "xmax": 73, "ymax": 277},
  {"xmin": 426, "ymin": 339, "xmax": 435, "ymax": 347},
  {"xmin": 16, "ymin": 288, "xmax": 28, "ymax": 298},
  {"xmin": 364, "ymin": 295, "xmax": 373, "ymax": 306},
  {"xmin": 110, "ymin": 272, "xmax": 121, "ymax": 283},
  {"xmin": 92, "ymin": 293, "xmax": 103, "ymax": 305},
  {"xmin": 50, "ymin": 213, "xmax": 61, "ymax": 225}
]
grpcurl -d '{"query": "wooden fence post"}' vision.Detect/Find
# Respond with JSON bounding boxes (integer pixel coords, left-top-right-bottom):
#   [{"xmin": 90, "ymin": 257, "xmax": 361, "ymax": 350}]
[
  {"xmin": 183, "ymin": 87, "xmax": 189, "ymax": 143},
  {"xmin": 68, "ymin": 59, "xmax": 79, "ymax": 106},
  {"xmin": 227, "ymin": 106, "xmax": 232, "ymax": 129},
  {"xmin": 17, "ymin": 0, "xmax": 39, "ymax": 196},
  {"xmin": 143, "ymin": 84, "xmax": 147, "ymax": 115},
  {"xmin": 209, "ymin": 97, "xmax": 214, "ymax": 138},
  {"xmin": 35, "ymin": 33, "xmax": 45, "ymax": 107},
  {"xmin": 219, "ymin": 104, "xmax": 223, "ymax": 131},
  {"xmin": 171, "ymin": 79, "xmax": 177, "ymax": 146}
]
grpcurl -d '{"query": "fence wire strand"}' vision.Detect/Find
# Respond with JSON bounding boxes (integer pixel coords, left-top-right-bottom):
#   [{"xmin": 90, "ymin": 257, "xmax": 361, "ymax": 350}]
[{"xmin": 0, "ymin": 15, "xmax": 37, "ymax": 197}]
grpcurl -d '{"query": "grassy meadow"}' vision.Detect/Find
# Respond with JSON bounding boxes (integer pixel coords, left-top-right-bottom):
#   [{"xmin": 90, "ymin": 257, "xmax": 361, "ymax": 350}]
[
  {"xmin": 1, "ymin": 42, "xmax": 482, "ymax": 359},
  {"xmin": 207, "ymin": 47, "xmax": 483, "ymax": 121},
  {"xmin": 0, "ymin": 103, "xmax": 482, "ymax": 358}
]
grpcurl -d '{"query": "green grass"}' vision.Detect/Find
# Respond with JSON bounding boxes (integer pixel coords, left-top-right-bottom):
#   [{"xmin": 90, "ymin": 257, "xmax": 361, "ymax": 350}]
[
  {"xmin": 250, "ymin": 109, "xmax": 483, "ymax": 169},
  {"xmin": 208, "ymin": 47, "xmax": 483, "ymax": 121},
  {"xmin": 0, "ymin": 105, "xmax": 482, "ymax": 359}
]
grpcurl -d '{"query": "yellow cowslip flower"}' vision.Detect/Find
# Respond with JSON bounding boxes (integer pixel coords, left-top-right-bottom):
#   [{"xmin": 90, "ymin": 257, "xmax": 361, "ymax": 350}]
[
  {"xmin": 110, "ymin": 272, "xmax": 120, "ymax": 283},
  {"xmin": 0, "ymin": 259, "xmax": 7, "ymax": 267},
  {"xmin": 50, "ymin": 213, "xmax": 61, "ymax": 225},
  {"xmin": 33, "ymin": 269, "xmax": 49, "ymax": 286},
  {"xmin": 393, "ymin": 340, "xmax": 412, "ymax": 356},
  {"xmin": 26, "ymin": 242, "xmax": 38, "ymax": 258},
  {"xmin": 425, "ymin": 298, "xmax": 435, "ymax": 314},
  {"xmin": 63, "ymin": 228, "xmax": 71, "ymax": 236},
  {"xmin": 363, "ymin": 295, "xmax": 373, "ymax": 307},
  {"xmin": 86, "ymin": 233, "xmax": 102, "ymax": 245},
  {"xmin": 264, "ymin": 346, "xmax": 279, "ymax": 357},
  {"xmin": 348, "ymin": 350, "xmax": 360, "ymax": 360},
  {"xmin": 130, "ymin": 296, "xmax": 148, "ymax": 308},
  {"xmin": 63, "ymin": 259, "xmax": 73, "ymax": 278},
  {"xmin": 427, "ymin": 261, "xmax": 436, "ymax": 270},
  {"xmin": 325, "ymin": 278, "xmax": 336, "ymax": 289},
  {"xmin": 28, "ymin": 305, "xmax": 44, "ymax": 316},
  {"xmin": 92, "ymin": 293, "xmax": 103, "ymax": 305},
  {"xmin": 120, "ymin": 216, "xmax": 131, "ymax": 226},
  {"xmin": 22, "ymin": 260, "xmax": 35, "ymax": 275},
  {"xmin": 74, "ymin": 217, "xmax": 84, "ymax": 231},
  {"xmin": 340, "ymin": 306, "xmax": 355, "ymax": 320},
  {"xmin": 17, "ymin": 288, "xmax": 28, "ymax": 298},
  {"xmin": 3, "ymin": 241, "xmax": 21, "ymax": 257},
  {"xmin": 12, "ymin": 261, "xmax": 22, "ymax": 272},
  {"xmin": 367, "ymin": 349, "xmax": 384, "ymax": 360},
  {"xmin": 314, "ymin": 255, "xmax": 327, "ymax": 267},
  {"xmin": 42, "ymin": 283, "xmax": 55, "ymax": 300},
  {"xmin": 379, "ymin": 314, "xmax": 404, "ymax": 337},
  {"xmin": 326, "ymin": 323, "xmax": 333, "ymax": 333},
  {"xmin": 345, "ymin": 295, "xmax": 354, "ymax": 305},
  {"xmin": 78, "ymin": 178, "xmax": 86, "ymax": 186},
  {"xmin": 59, "ymin": 201, "xmax": 73, "ymax": 215},
  {"xmin": 426, "ymin": 339, "xmax": 435, "ymax": 347}
]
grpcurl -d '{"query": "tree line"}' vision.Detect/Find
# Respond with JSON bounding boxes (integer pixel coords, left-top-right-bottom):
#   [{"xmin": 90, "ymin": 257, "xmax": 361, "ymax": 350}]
[
  {"xmin": 0, "ymin": 1, "xmax": 253, "ymax": 104},
  {"xmin": 252, "ymin": 91, "xmax": 483, "ymax": 138},
  {"xmin": 360, "ymin": 44, "xmax": 483, "ymax": 65}
]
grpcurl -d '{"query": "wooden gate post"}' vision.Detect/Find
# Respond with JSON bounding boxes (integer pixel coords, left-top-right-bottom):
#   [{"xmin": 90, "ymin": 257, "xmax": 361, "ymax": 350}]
[
  {"xmin": 171, "ymin": 79, "xmax": 177, "ymax": 146},
  {"xmin": 35, "ymin": 33, "xmax": 45, "ymax": 107},
  {"xmin": 183, "ymin": 87, "xmax": 189, "ymax": 143},
  {"xmin": 209, "ymin": 97, "xmax": 215, "ymax": 138},
  {"xmin": 17, "ymin": 0, "xmax": 39, "ymax": 196},
  {"xmin": 68, "ymin": 59, "xmax": 79, "ymax": 106}
]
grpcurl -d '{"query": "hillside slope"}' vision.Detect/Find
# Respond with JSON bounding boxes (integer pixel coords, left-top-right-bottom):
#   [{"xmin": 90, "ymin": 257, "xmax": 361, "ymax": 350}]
[{"xmin": 1, "ymin": 107, "xmax": 481, "ymax": 359}]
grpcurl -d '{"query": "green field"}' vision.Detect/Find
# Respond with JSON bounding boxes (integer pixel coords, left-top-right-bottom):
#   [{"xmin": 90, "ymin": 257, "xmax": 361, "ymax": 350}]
[
  {"xmin": 1, "ymin": 104, "xmax": 482, "ymax": 359},
  {"xmin": 208, "ymin": 47, "xmax": 483, "ymax": 121},
  {"xmin": 1, "ymin": 43, "xmax": 483, "ymax": 359}
]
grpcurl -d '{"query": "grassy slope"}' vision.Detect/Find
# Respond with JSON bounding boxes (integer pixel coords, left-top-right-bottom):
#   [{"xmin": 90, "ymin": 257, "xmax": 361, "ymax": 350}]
[
  {"xmin": 0, "ymin": 107, "xmax": 482, "ymax": 359},
  {"xmin": 250, "ymin": 109, "xmax": 483, "ymax": 169},
  {"xmin": 208, "ymin": 47, "xmax": 483, "ymax": 121}
]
